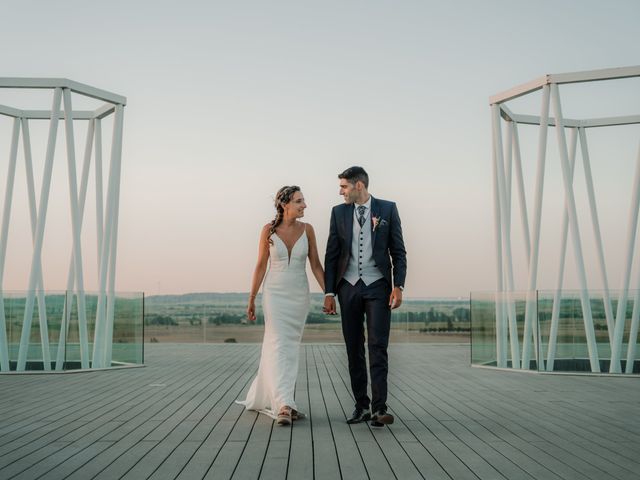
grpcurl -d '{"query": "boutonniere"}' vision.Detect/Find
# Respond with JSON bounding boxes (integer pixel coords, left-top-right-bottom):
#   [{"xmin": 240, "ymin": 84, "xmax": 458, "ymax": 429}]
[{"xmin": 372, "ymin": 216, "xmax": 387, "ymax": 232}]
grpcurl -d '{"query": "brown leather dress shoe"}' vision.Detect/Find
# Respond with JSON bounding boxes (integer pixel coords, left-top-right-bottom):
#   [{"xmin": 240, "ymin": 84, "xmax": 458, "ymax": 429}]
[{"xmin": 371, "ymin": 409, "xmax": 394, "ymax": 427}]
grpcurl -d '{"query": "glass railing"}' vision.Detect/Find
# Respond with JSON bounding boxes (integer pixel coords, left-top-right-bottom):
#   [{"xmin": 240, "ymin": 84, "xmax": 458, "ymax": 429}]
[
  {"xmin": 471, "ymin": 290, "xmax": 640, "ymax": 374},
  {"xmin": 143, "ymin": 293, "xmax": 471, "ymax": 344},
  {"xmin": 0, "ymin": 290, "xmax": 144, "ymax": 372}
]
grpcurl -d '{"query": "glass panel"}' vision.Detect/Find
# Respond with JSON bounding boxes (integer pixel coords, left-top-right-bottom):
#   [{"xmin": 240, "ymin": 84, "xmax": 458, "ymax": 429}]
[
  {"xmin": 0, "ymin": 290, "xmax": 143, "ymax": 371},
  {"xmin": 64, "ymin": 291, "xmax": 96, "ymax": 369},
  {"xmin": 111, "ymin": 292, "xmax": 144, "ymax": 365},
  {"xmin": 470, "ymin": 291, "xmax": 497, "ymax": 366},
  {"xmin": 471, "ymin": 291, "xmax": 534, "ymax": 370}
]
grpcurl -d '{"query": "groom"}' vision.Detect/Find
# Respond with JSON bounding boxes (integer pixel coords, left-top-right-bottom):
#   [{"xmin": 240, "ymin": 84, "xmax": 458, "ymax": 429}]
[{"xmin": 324, "ymin": 166, "xmax": 407, "ymax": 427}]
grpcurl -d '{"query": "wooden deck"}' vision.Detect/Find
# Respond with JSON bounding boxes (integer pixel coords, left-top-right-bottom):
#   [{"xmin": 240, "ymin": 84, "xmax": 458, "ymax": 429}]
[{"xmin": 0, "ymin": 343, "xmax": 639, "ymax": 480}]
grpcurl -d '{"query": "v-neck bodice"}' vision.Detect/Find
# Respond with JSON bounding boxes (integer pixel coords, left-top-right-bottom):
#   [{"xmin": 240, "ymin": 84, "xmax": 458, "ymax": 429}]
[{"xmin": 268, "ymin": 229, "xmax": 308, "ymax": 271}]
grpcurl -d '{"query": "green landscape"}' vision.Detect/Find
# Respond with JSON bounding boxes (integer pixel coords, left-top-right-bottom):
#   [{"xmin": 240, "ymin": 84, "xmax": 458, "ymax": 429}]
[{"xmin": 144, "ymin": 293, "xmax": 472, "ymax": 343}]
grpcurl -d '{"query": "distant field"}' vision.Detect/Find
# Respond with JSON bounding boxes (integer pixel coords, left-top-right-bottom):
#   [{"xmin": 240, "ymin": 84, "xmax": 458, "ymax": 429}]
[
  {"xmin": 144, "ymin": 324, "xmax": 470, "ymax": 344},
  {"xmin": 143, "ymin": 293, "xmax": 471, "ymax": 344}
]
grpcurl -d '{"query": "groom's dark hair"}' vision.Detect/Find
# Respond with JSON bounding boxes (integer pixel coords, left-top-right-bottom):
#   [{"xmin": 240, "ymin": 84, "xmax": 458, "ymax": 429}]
[{"xmin": 338, "ymin": 166, "xmax": 369, "ymax": 188}]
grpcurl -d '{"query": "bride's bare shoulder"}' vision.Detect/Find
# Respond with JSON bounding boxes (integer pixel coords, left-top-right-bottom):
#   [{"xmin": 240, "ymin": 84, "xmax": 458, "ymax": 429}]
[
  {"xmin": 304, "ymin": 222, "xmax": 316, "ymax": 235},
  {"xmin": 260, "ymin": 223, "xmax": 273, "ymax": 237}
]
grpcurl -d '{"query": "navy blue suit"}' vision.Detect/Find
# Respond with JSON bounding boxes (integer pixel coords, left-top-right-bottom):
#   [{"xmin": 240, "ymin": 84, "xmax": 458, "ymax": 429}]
[{"xmin": 324, "ymin": 196, "xmax": 407, "ymax": 411}]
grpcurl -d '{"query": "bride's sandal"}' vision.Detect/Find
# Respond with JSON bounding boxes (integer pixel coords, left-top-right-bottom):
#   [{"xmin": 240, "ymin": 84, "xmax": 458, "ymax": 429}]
[{"xmin": 277, "ymin": 406, "xmax": 292, "ymax": 426}]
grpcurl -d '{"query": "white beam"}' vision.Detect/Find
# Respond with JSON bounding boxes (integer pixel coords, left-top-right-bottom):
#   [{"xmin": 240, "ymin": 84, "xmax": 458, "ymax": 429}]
[
  {"xmin": 490, "ymin": 75, "xmax": 548, "ymax": 105},
  {"xmin": 491, "ymin": 65, "xmax": 640, "ymax": 105},
  {"xmin": 549, "ymin": 65, "xmax": 640, "ymax": 85},
  {"xmin": 0, "ymin": 78, "xmax": 126, "ymax": 105}
]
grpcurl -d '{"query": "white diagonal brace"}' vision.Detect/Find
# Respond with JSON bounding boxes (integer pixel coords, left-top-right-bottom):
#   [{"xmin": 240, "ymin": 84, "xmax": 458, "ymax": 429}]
[
  {"xmin": 55, "ymin": 117, "xmax": 95, "ymax": 370},
  {"xmin": 95, "ymin": 119, "xmax": 104, "ymax": 267},
  {"xmin": 578, "ymin": 127, "xmax": 614, "ymax": 343},
  {"xmin": 550, "ymin": 83, "xmax": 599, "ymax": 373},
  {"xmin": 62, "ymin": 88, "xmax": 90, "ymax": 369},
  {"xmin": 611, "ymin": 140, "xmax": 640, "ymax": 373},
  {"xmin": 512, "ymin": 123, "xmax": 531, "ymax": 262},
  {"xmin": 546, "ymin": 127, "xmax": 578, "ymax": 371},
  {"xmin": 93, "ymin": 105, "xmax": 124, "ymax": 368},
  {"xmin": 21, "ymin": 118, "xmax": 52, "ymax": 370},
  {"xmin": 0, "ymin": 118, "xmax": 20, "ymax": 371},
  {"xmin": 499, "ymin": 120, "xmax": 521, "ymax": 368},
  {"xmin": 17, "ymin": 88, "xmax": 62, "ymax": 371},
  {"xmin": 103, "ymin": 104, "xmax": 125, "ymax": 366},
  {"xmin": 522, "ymin": 84, "xmax": 551, "ymax": 370}
]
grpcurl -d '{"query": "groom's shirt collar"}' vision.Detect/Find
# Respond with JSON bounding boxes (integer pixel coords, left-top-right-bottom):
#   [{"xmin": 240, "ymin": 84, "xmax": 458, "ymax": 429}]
[{"xmin": 354, "ymin": 195, "xmax": 372, "ymax": 212}]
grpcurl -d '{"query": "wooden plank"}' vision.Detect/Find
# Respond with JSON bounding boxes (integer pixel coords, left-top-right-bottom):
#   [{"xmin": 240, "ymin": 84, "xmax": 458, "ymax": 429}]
[
  {"xmin": 0, "ymin": 343, "xmax": 639, "ymax": 480},
  {"xmin": 286, "ymin": 347, "xmax": 314, "ymax": 479},
  {"xmin": 316, "ymin": 345, "xmax": 372, "ymax": 479},
  {"xmin": 307, "ymin": 346, "xmax": 342, "ymax": 479}
]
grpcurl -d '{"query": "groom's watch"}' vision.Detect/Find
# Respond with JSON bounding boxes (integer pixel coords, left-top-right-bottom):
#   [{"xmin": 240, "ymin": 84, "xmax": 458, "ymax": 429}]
[
  {"xmin": 398, "ymin": 286, "xmax": 404, "ymax": 291},
  {"xmin": 325, "ymin": 293, "xmax": 335, "ymax": 297}
]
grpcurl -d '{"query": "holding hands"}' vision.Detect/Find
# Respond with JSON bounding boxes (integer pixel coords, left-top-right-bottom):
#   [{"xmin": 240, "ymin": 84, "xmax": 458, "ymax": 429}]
[{"xmin": 323, "ymin": 295, "xmax": 337, "ymax": 315}]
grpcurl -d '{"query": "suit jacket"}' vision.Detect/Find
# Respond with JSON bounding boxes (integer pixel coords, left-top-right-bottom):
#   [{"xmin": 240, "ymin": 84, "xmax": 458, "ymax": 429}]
[{"xmin": 324, "ymin": 196, "xmax": 407, "ymax": 294}]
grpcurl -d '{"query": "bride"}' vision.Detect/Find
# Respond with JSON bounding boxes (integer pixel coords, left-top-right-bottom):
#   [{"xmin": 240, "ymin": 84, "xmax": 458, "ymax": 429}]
[{"xmin": 237, "ymin": 185, "xmax": 325, "ymax": 425}]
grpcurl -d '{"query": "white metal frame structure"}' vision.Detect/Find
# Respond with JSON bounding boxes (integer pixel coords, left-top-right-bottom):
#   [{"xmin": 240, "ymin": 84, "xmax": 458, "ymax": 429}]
[
  {"xmin": 491, "ymin": 66, "xmax": 640, "ymax": 374},
  {"xmin": 0, "ymin": 78, "xmax": 125, "ymax": 371}
]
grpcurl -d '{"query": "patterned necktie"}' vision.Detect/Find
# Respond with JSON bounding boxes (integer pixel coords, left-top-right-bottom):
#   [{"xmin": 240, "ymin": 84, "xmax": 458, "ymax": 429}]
[{"xmin": 357, "ymin": 205, "xmax": 366, "ymax": 227}]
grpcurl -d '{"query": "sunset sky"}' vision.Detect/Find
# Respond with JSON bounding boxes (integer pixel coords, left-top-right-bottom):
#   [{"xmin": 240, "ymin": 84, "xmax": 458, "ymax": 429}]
[{"xmin": 0, "ymin": 0, "xmax": 639, "ymax": 297}]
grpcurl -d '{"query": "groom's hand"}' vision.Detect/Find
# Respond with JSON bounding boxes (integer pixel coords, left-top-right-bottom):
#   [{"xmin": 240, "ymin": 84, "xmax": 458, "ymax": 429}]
[
  {"xmin": 389, "ymin": 287, "xmax": 403, "ymax": 310},
  {"xmin": 323, "ymin": 296, "xmax": 337, "ymax": 315}
]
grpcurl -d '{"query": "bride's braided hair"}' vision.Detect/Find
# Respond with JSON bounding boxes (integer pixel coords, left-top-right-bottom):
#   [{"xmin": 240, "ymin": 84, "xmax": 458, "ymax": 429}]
[{"xmin": 268, "ymin": 185, "xmax": 301, "ymax": 245}]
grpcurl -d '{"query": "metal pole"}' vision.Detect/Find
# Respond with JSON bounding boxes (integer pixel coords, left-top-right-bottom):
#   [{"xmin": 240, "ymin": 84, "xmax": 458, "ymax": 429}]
[
  {"xmin": 626, "ymin": 288, "xmax": 640, "ymax": 373},
  {"xmin": 21, "ymin": 118, "xmax": 52, "ymax": 371},
  {"xmin": 95, "ymin": 119, "xmax": 104, "ymax": 266},
  {"xmin": 55, "ymin": 118, "xmax": 95, "ymax": 370},
  {"xmin": 17, "ymin": 88, "xmax": 62, "ymax": 370},
  {"xmin": 522, "ymin": 84, "xmax": 551, "ymax": 370},
  {"xmin": 512, "ymin": 123, "xmax": 531, "ymax": 262},
  {"xmin": 491, "ymin": 104, "xmax": 506, "ymax": 367},
  {"xmin": 578, "ymin": 127, "xmax": 614, "ymax": 344},
  {"xmin": 0, "ymin": 118, "xmax": 20, "ymax": 371},
  {"xmin": 93, "ymin": 107, "xmax": 122, "ymax": 367},
  {"xmin": 546, "ymin": 127, "xmax": 578, "ymax": 371},
  {"xmin": 62, "ymin": 88, "xmax": 89, "ymax": 369},
  {"xmin": 499, "ymin": 119, "xmax": 521, "ymax": 368},
  {"xmin": 550, "ymin": 83, "xmax": 599, "ymax": 372},
  {"xmin": 103, "ymin": 104, "xmax": 124, "ymax": 366},
  {"xmin": 611, "ymin": 140, "xmax": 640, "ymax": 373}
]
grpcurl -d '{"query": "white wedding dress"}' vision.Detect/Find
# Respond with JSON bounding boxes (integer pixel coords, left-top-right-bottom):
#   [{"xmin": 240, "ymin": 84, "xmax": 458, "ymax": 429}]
[{"xmin": 236, "ymin": 228, "xmax": 310, "ymax": 418}]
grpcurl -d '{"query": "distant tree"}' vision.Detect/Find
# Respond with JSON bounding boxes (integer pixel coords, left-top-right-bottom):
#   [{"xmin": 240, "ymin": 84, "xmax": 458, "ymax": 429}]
[
  {"xmin": 144, "ymin": 314, "xmax": 177, "ymax": 326},
  {"xmin": 452, "ymin": 308, "xmax": 470, "ymax": 322}
]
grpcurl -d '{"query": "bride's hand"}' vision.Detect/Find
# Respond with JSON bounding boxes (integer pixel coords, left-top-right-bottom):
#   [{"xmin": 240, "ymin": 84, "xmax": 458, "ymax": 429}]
[{"xmin": 247, "ymin": 299, "xmax": 257, "ymax": 322}]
